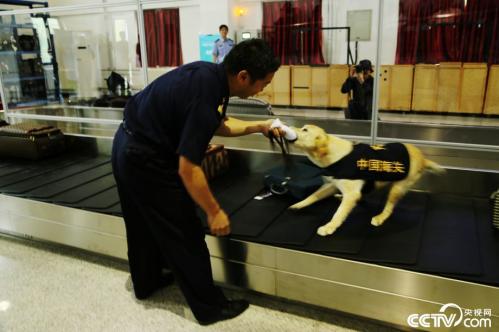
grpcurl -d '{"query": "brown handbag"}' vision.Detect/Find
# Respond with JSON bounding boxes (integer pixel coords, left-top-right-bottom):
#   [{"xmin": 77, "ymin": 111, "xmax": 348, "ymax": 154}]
[
  {"xmin": 201, "ymin": 144, "xmax": 229, "ymax": 180},
  {"xmin": 492, "ymin": 189, "xmax": 499, "ymax": 230}
]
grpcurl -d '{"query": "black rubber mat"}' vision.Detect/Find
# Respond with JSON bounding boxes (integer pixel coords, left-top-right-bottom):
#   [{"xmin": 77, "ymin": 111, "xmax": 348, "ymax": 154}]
[
  {"xmin": 217, "ymin": 174, "xmax": 266, "ymax": 214},
  {"xmin": 304, "ymin": 192, "xmax": 383, "ymax": 254},
  {"xmin": 0, "ymin": 160, "xmax": 11, "ymax": 167},
  {"xmin": 0, "ymin": 164, "xmax": 26, "ymax": 177},
  {"xmin": 198, "ymin": 173, "xmax": 266, "ymax": 228},
  {"xmin": 258, "ymin": 197, "xmax": 333, "ymax": 246},
  {"xmin": 0, "ymin": 160, "xmax": 24, "ymax": 169},
  {"xmin": 0, "ymin": 160, "xmax": 72, "ymax": 188},
  {"xmin": 70, "ymin": 186, "xmax": 119, "ymax": 209},
  {"xmin": 0, "ymin": 157, "xmax": 109, "ymax": 194},
  {"xmin": 51, "ymin": 174, "xmax": 116, "ymax": 204},
  {"xmin": 351, "ymin": 191, "xmax": 428, "ymax": 264},
  {"xmin": 91, "ymin": 202, "xmax": 122, "ymax": 216},
  {"xmin": 0, "ymin": 156, "xmax": 82, "ymax": 187},
  {"xmin": 417, "ymin": 195, "xmax": 482, "ymax": 276},
  {"xmin": 230, "ymin": 191, "xmax": 295, "ymax": 237},
  {"xmin": 25, "ymin": 163, "xmax": 112, "ymax": 199},
  {"xmin": 208, "ymin": 170, "xmax": 245, "ymax": 193}
]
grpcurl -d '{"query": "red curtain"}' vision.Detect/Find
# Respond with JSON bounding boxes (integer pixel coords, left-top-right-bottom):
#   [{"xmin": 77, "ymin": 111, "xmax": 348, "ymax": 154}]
[
  {"xmin": 395, "ymin": 0, "xmax": 422, "ymax": 64},
  {"xmin": 142, "ymin": 8, "xmax": 183, "ymax": 67},
  {"xmin": 460, "ymin": 0, "xmax": 499, "ymax": 63},
  {"xmin": 262, "ymin": 0, "xmax": 325, "ymax": 65},
  {"xmin": 396, "ymin": 0, "xmax": 499, "ymax": 64},
  {"xmin": 418, "ymin": 0, "xmax": 464, "ymax": 64}
]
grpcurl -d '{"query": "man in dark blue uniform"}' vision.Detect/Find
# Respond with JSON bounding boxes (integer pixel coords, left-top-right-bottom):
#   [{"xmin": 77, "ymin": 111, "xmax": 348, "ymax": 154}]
[{"xmin": 112, "ymin": 39, "xmax": 280, "ymax": 325}]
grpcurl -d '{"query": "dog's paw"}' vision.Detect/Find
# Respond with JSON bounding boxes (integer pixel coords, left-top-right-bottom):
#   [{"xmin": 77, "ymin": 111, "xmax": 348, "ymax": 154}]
[
  {"xmin": 371, "ymin": 216, "xmax": 385, "ymax": 227},
  {"xmin": 317, "ymin": 225, "xmax": 336, "ymax": 236},
  {"xmin": 289, "ymin": 202, "xmax": 306, "ymax": 210}
]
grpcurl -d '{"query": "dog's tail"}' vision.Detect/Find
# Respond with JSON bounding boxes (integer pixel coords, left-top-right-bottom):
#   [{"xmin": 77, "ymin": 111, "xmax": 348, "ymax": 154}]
[{"xmin": 424, "ymin": 159, "xmax": 446, "ymax": 174}]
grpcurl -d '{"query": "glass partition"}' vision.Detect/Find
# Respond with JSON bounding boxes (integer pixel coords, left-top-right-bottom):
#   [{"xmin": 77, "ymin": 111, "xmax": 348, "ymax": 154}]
[
  {"xmin": 0, "ymin": 0, "xmax": 497, "ymax": 170},
  {"xmin": 0, "ymin": 4, "xmax": 144, "ymax": 121},
  {"xmin": 47, "ymin": 0, "xmax": 132, "ymax": 5},
  {"xmin": 377, "ymin": 0, "xmax": 499, "ymax": 149},
  {"xmin": 236, "ymin": 0, "xmax": 380, "ymax": 139},
  {"xmin": 140, "ymin": 6, "xmax": 186, "ymax": 82}
]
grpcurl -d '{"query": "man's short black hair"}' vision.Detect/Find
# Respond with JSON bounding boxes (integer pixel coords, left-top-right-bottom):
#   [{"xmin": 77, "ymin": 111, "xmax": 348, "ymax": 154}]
[
  {"xmin": 219, "ymin": 24, "xmax": 229, "ymax": 31},
  {"xmin": 223, "ymin": 38, "xmax": 280, "ymax": 81}
]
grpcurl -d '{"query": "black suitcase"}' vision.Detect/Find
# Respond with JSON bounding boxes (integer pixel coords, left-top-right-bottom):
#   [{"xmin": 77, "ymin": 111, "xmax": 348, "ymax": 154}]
[{"xmin": 0, "ymin": 123, "xmax": 66, "ymax": 160}]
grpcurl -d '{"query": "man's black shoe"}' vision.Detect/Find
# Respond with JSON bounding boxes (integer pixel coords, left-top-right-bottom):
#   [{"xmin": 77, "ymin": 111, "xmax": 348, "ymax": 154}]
[{"xmin": 198, "ymin": 299, "xmax": 249, "ymax": 326}]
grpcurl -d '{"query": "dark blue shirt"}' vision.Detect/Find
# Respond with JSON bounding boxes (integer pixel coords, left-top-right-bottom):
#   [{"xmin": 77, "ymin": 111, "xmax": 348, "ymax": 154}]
[{"xmin": 124, "ymin": 61, "xmax": 229, "ymax": 165}]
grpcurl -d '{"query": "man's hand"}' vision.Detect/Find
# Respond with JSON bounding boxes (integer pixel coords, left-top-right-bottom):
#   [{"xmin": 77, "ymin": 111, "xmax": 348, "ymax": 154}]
[
  {"xmin": 261, "ymin": 119, "xmax": 285, "ymax": 138},
  {"xmin": 207, "ymin": 209, "xmax": 230, "ymax": 236},
  {"xmin": 350, "ymin": 65, "xmax": 356, "ymax": 77},
  {"xmin": 356, "ymin": 71, "xmax": 365, "ymax": 84}
]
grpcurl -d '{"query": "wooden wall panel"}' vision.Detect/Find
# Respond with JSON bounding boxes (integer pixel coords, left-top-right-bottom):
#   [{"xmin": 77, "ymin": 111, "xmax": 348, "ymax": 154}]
[
  {"xmin": 378, "ymin": 65, "xmax": 391, "ymax": 110},
  {"xmin": 328, "ymin": 65, "xmax": 349, "ymax": 108},
  {"xmin": 484, "ymin": 65, "xmax": 499, "ymax": 115},
  {"xmin": 460, "ymin": 63, "xmax": 487, "ymax": 114},
  {"xmin": 412, "ymin": 64, "xmax": 438, "ymax": 111},
  {"xmin": 256, "ymin": 81, "xmax": 273, "ymax": 104},
  {"xmin": 436, "ymin": 62, "xmax": 461, "ymax": 113},
  {"xmin": 389, "ymin": 65, "xmax": 414, "ymax": 111},
  {"xmin": 273, "ymin": 65, "xmax": 290, "ymax": 105},
  {"xmin": 311, "ymin": 66, "xmax": 330, "ymax": 107},
  {"xmin": 291, "ymin": 66, "xmax": 312, "ymax": 106}
]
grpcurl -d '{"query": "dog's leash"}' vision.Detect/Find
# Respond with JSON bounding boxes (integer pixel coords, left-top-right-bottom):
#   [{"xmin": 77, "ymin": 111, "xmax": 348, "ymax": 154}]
[
  {"xmin": 268, "ymin": 120, "xmax": 297, "ymax": 169},
  {"xmin": 268, "ymin": 130, "xmax": 291, "ymax": 156}
]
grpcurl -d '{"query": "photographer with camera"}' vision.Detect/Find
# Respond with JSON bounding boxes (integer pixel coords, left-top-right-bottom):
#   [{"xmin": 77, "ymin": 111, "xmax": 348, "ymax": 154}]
[{"xmin": 341, "ymin": 59, "xmax": 374, "ymax": 120}]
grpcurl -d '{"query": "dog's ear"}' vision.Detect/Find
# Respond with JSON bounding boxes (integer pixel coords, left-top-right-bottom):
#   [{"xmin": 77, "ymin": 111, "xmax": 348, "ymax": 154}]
[{"xmin": 312, "ymin": 133, "xmax": 330, "ymax": 159}]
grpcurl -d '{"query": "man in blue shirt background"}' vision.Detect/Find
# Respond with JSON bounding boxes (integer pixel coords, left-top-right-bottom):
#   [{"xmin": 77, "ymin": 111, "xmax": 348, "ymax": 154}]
[
  {"xmin": 212, "ymin": 24, "xmax": 234, "ymax": 64},
  {"xmin": 112, "ymin": 39, "xmax": 281, "ymax": 326}
]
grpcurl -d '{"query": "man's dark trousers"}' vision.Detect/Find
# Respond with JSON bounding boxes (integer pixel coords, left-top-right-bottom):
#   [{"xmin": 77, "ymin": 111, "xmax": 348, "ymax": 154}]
[{"xmin": 111, "ymin": 126, "xmax": 227, "ymax": 322}]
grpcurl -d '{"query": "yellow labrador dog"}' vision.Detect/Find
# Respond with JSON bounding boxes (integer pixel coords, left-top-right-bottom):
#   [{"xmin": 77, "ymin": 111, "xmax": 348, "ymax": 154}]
[{"xmin": 288, "ymin": 125, "xmax": 444, "ymax": 236}]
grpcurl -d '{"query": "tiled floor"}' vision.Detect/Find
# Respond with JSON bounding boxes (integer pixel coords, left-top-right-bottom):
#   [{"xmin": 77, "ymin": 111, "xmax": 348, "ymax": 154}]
[{"xmin": 0, "ymin": 234, "xmax": 401, "ymax": 332}]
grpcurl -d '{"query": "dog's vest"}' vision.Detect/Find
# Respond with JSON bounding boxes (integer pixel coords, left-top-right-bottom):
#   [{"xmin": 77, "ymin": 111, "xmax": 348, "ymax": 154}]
[{"xmin": 324, "ymin": 143, "xmax": 410, "ymax": 183}]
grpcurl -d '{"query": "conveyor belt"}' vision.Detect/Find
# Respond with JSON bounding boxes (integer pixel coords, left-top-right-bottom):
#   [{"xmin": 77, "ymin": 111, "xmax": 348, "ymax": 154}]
[
  {"xmin": 25, "ymin": 163, "xmax": 112, "ymax": 200},
  {"xmin": 0, "ymin": 154, "xmax": 498, "ymax": 286}
]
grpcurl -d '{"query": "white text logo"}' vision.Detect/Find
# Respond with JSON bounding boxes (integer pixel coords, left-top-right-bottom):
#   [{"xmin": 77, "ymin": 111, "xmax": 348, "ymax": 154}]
[{"xmin": 407, "ymin": 303, "xmax": 492, "ymax": 329}]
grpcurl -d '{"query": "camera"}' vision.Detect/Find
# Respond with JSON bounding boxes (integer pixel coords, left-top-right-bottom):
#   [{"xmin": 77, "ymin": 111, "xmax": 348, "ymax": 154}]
[{"xmin": 355, "ymin": 64, "xmax": 363, "ymax": 73}]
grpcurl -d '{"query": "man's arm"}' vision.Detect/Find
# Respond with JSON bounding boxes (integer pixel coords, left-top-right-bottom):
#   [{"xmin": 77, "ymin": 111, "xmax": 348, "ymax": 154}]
[
  {"xmin": 215, "ymin": 117, "xmax": 274, "ymax": 137},
  {"xmin": 341, "ymin": 76, "xmax": 354, "ymax": 93},
  {"xmin": 178, "ymin": 156, "xmax": 229, "ymax": 236}
]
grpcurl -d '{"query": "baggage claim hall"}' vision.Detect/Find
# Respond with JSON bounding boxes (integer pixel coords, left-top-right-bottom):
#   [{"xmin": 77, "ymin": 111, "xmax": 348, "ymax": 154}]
[{"xmin": 0, "ymin": 0, "xmax": 498, "ymax": 331}]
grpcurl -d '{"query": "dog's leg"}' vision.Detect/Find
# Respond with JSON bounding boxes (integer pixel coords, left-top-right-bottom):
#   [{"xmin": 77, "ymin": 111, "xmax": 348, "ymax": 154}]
[
  {"xmin": 372, "ymin": 145, "xmax": 429, "ymax": 226},
  {"xmin": 317, "ymin": 191, "xmax": 361, "ymax": 236},
  {"xmin": 289, "ymin": 182, "xmax": 337, "ymax": 210},
  {"xmin": 317, "ymin": 180, "xmax": 364, "ymax": 236},
  {"xmin": 371, "ymin": 176, "xmax": 421, "ymax": 226}
]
